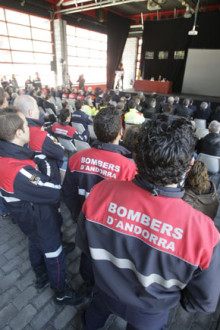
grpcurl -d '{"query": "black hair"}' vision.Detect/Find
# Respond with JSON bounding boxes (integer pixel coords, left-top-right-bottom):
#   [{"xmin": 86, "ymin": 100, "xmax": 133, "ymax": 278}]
[
  {"xmin": 128, "ymin": 100, "xmax": 136, "ymax": 109},
  {"xmin": 59, "ymin": 108, "xmax": 71, "ymax": 123},
  {"xmin": 75, "ymin": 99, "xmax": 82, "ymax": 110},
  {"xmin": 93, "ymin": 107, "xmax": 122, "ymax": 143},
  {"xmin": 135, "ymin": 114, "xmax": 197, "ymax": 185}
]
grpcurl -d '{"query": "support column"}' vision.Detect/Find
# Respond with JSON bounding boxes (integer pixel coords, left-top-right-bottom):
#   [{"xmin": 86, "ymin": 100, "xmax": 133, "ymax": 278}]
[{"xmin": 53, "ymin": 18, "xmax": 68, "ymax": 86}]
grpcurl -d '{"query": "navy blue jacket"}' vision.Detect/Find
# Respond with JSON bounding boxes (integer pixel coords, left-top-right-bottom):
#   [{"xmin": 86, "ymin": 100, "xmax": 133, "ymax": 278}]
[
  {"xmin": 62, "ymin": 141, "xmax": 136, "ymax": 220},
  {"xmin": 27, "ymin": 117, "xmax": 64, "ymax": 183},
  {"xmin": 0, "ymin": 140, "xmax": 61, "ymax": 242},
  {"xmin": 76, "ymin": 176, "xmax": 220, "ymax": 314}
]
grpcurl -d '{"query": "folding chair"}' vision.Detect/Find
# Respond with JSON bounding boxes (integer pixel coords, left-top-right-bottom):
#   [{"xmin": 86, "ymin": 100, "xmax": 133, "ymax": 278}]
[
  {"xmin": 194, "ymin": 119, "xmax": 207, "ymax": 129},
  {"xmin": 195, "ymin": 128, "xmax": 209, "ymax": 140},
  {"xmin": 71, "ymin": 122, "xmax": 85, "ymax": 134},
  {"xmin": 88, "ymin": 125, "xmax": 97, "ymax": 140},
  {"xmin": 74, "ymin": 139, "xmax": 91, "ymax": 151},
  {"xmin": 197, "ymin": 153, "xmax": 220, "ymax": 174}
]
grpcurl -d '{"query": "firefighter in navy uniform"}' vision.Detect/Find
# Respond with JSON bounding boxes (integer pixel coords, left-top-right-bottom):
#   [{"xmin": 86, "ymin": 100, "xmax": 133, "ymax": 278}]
[
  {"xmin": 0, "ymin": 109, "xmax": 86, "ymax": 305},
  {"xmin": 62, "ymin": 106, "xmax": 137, "ymax": 287},
  {"xmin": 14, "ymin": 95, "xmax": 64, "ymax": 183},
  {"xmin": 77, "ymin": 114, "xmax": 220, "ymax": 330}
]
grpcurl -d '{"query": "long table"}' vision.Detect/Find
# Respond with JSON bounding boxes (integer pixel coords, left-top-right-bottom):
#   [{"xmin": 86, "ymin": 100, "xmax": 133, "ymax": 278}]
[{"xmin": 134, "ymin": 80, "xmax": 173, "ymax": 94}]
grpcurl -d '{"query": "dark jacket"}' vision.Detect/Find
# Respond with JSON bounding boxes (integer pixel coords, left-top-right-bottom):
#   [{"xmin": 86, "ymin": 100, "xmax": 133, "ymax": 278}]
[
  {"xmin": 193, "ymin": 108, "xmax": 211, "ymax": 121},
  {"xmin": 76, "ymin": 176, "xmax": 220, "ymax": 315},
  {"xmin": 183, "ymin": 181, "xmax": 219, "ymax": 220},
  {"xmin": 50, "ymin": 122, "xmax": 89, "ymax": 142},
  {"xmin": 27, "ymin": 117, "xmax": 64, "ymax": 182},
  {"xmin": 62, "ymin": 141, "xmax": 137, "ymax": 220},
  {"xmin": 173, "ymin": 105, "xmax": 193, "ymax": 119},
  {"xmin": 0, "ymin": 140, "xmax": 61, "ymax": 241},
  {"xmin": 197, "ymin": 132, "xmax": 220, "ymax": 157}
]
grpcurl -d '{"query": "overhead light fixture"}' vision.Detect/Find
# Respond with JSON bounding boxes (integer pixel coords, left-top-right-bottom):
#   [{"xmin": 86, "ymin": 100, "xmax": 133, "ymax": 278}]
[{"xmin": 188, "ymin": 0, "xmax": 200, "ymax": 36}]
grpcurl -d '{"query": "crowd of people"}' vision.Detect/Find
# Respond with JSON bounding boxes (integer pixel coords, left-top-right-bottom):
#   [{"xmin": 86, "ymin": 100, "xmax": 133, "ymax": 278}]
[{"xmin": 0, "ymin": 79, "xmax": 220, "ymax": 329}]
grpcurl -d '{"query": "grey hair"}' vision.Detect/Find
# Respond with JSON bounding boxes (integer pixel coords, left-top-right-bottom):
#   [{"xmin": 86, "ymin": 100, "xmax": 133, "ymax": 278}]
[
  {"xmin": 208, "ymin": 120, "xmax": 220, "ymax": 133},
  {"xmin": 14, "ymin": 95, "xmax": 36, "ymax": 117},
  {"xmin": 200, "ymin": 102, "xmax": 208, "ymax": 110},
  {"xmin": 167, "ymin": 96, "xmax": 174, "ymax": 104}
]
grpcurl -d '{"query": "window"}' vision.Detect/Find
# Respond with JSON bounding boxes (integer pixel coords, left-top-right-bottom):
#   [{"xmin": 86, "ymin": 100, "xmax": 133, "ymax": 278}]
[
  {"xmin": 136, "ymin": 37, "xmax": 142, "ymax": 80},
  {"xmin": 0, "ymin": 7, "xmax": 54, "ymax": 87},
  {"xmin": 67, "ymin": 25, "xmax": 107, "ymax": 84}
]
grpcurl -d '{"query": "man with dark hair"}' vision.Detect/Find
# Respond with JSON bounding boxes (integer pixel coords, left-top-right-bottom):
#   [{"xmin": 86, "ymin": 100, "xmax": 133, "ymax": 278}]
[
  {"xmin": 63, "ymin": 107, "xmax": 136, "ymax": 221},
  {"xmin": 0, "ymin": 108, "xmax": 85, "ymax": 305},
  {"xmin": 124, "ymin": 99, "xmax": 145, "ymax": 125},
  {"xmin": 62, "ymin": 107, "xmax": 136, "ymax": 285},
  {"xmin": 174, "ymin": 98, "xmax": 194, "ymax": 119},
  {"xmin": 77, "ymin": 114, "xmax": 220, "ymax": 330},
  {"xmin": 71, "ymin": 99, "xmax": 93, "ymax": 136}
]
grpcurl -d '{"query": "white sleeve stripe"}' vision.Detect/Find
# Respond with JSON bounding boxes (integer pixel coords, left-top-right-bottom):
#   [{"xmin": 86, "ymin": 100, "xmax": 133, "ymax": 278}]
[
  {"xmin": 20, "ymin": 168, "xmax": 61, "ymax": 189},
  {"xmin": 45, "ymin": 245, "xmax": 63, "ymax": 258},
  {"xmin": 0, "ymin": 192, "xmax": 20, "ymax": 202},
  {"xmin": 90, "ymin": 247, "xmax": 186, "ymax": 290},
  {"xmin": 78, "ymin": 188, "xmax": 90, "ymax": 198}
]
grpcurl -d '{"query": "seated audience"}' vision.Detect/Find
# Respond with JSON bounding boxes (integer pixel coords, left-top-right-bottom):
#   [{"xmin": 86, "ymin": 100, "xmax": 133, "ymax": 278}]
[
  {"xmin": 43, "ymin": 94, "xmax": 57, "ymax": 116},
  {"xmin": 211, "ymin": 105, "xmax": 220, "ymax": 122},
  {"xmin": 124, "ymin": 100, "xmax": 145, "ymax": 124},
  {"xmin": 193, "ymin": 101, "xmax": 211, "ymax": 122},
  {"xmin": 50, "ymin": 108, "xmax": 89, "ymax": 142},
  {"xmin": 121, "ymin": 124, "xmax": 141, "ymax": 159},
  {"xmin": 183, "ymin": 160, "xmax": 219, "ymax": 220},
  {"xmin": 71, "ymin": 99, "xmax": 92, "ymax": 137},
  {"xmin": 143, "ymin": 97, "xmax": 157, "ymax": 118},
  {"xmin": 197, "ymin": 120, "xmax": 220, "ymax": 156},
  {"xmin": 82, "ymin": 96, "xmax": 96, "ymax": 116},
  {"xmin": 162, "ymin": 96, "xmax": 174, "ymax": 114},
  {"xmin": 174, "ymin": 98, "xmax": 194, "ymax": 119}
]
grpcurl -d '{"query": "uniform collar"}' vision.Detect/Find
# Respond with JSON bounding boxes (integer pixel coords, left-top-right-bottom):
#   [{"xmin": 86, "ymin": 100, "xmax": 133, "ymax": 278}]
[
  {"xmin": 0, "ymin": 140, "xmax": 34, "ymax": 160},
  {"xmin": 92, "ymin": 140, "xmax": 131, "ymax": 156},
  {"xmin": 133, "ymin": 175, "xmax": 185, "ymax": 198},
  {"xmin": 27, "ymin": 117, "xmax": 44, "ymax": 127}
]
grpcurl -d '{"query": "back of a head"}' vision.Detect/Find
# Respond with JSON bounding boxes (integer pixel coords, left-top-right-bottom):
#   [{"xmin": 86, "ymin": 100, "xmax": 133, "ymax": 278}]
[
  {"xmin": 200, "ymin": 101, "xmax": 208, "ymax": 111},
  {"xmin": 149, "ymin": 98, "xmax": 156, "ymax": 108},
  {"xmin": 116, "ymin": 102, "xmax": 125, "ymax": 112},
  {"xmin": 123, "ymin": 125, "xmax": 141, "ymax": 151},
  {"xmin": 167, "ymin": 96, "xmax": 174, "ymax": 105},
  {"xmin": 185, "ymin": 160, "xmax": 210, "ymax": 194},
  {"xmin": 59, "ymin": 108, "xmax": 70, "ymax": 123},
  {"xmin": 183, "ymin": 98, "xmax": 190, "ymax": 107},
  {"xmin": 208, "ymin": 120, "xmax": 220, "ymax": 133},
  {"xmin": 135, "ymin": 114, "xmax": 197, "ymax": 185},
  {"xmin": 75, "ymin": 99, "xmax": 82, "ymax": 111},
  {"xmin": 93, "ymin": 107, "xmax": 122, "ymax": 143},
  {"xmin": 174, "ymin": 96, "xmax": 180, "ymax": 104},
  {"xmin": 0, "ymin": 107, "xmax": 24, "ymax": 142},
  {"xmin": 128, "ymin": 100, "xmax": 136, "ymax": 110},
  {"xmin": 14, "ymin": 95, "xmax": 36, "ymax": 117}
]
